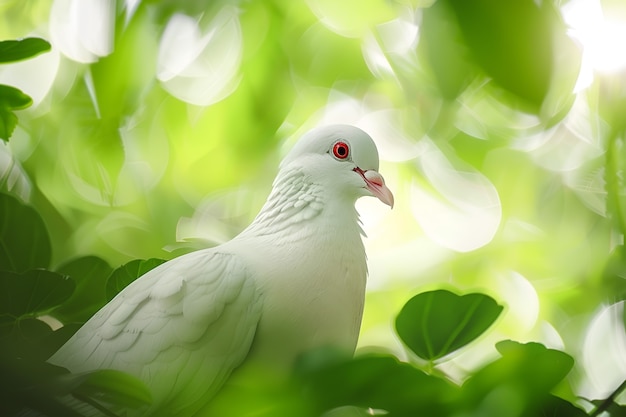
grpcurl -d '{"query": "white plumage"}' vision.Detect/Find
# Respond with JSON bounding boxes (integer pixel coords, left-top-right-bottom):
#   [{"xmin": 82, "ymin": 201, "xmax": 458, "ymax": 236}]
[{"xmin": 49, "ymin": 125, "xmax": 393, "ymax": 416}]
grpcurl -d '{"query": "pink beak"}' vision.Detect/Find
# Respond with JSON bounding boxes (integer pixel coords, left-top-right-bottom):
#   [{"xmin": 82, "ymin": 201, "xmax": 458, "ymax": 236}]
[{"xmin": 354, "ymin": 168, "xmax": 394, "ymax": 208}]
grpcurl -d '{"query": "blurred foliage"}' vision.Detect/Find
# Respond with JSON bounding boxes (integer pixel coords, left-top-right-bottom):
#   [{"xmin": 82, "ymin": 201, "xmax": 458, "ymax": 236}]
[
  {"xmin": 0, "ymin": 37, "xmax": 49, "ymax": 140},
  {"xmin": 0, "ymin": 191, "xmax": 155, "ymax": 416},
  {"xmin": 1, "ymin": 0, "xmax": 626, "ymax": 415},
  {"xmin": 0, "ymin": 187, "xmax": 610, "ymax": 416}
]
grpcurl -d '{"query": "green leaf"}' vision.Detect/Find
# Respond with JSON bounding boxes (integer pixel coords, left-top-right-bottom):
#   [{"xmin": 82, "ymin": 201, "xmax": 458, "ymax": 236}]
[
  {"xmin": 297, "ymin": 351, "xmax": 459, "ymax": 415},
  {"xmin": 0, "ymin": 38, "xmax": 51, "ymax": 63},
  {"xmin": 445, "ymin": 0, "xmax": 559, "ymax": 110},
  {"xmin": 462, "ymin": 341, "xmax": 575, "ymax": 416},
  {"xmin": 419, "ymin": 0, "xmax": 478, "ymax": 100},
  {"xmin": 539, "ymin": 395, "xmax": 588, "ymax": 417},
  {"xmin": 587, "ymin": 379, "xmax": 626, "ymax": 417},
  {"xmin": 106, "ymin": 258, "xmax": 166, "ymax": 301},
  {"xmin": 0, "ymin": 84, "xmax": 33, "ymax": 141},
  {"xmin": 590, "ymin": 399, "xmax": 626, "ymax": 417},
  {"xmin": 0, "ymin": 269, "xmax": 74, "ymax": 317},
  {"xmin": 0, "ymin": 356, "xmax": 79, "ymax": 417},
  {"xmin": 0, "ymin": 84, "xmax": 33, "ymax": 110},
  {"xmin": 0, "ymin": 192, "xmax": 52, "ymax": 272},
  {"xmin": 38, "ymin": 323, "xmax": 83, "ymax": 360},
  {"xmin": 68, "ymin": 369, "xmax": 152, "ymax": 409},
  {"xmin": 395, "ymin": 289, "xmax": 503, "ymax": 361},
  {"xmin": 0, "ymin": 108, "xmax": 18, "ymax": 141},
  {"xmin": 600, "ymin": 246, "xmax": 626, "ymax": 306},
  {"xmin": 52, "ymin": 256, "xmax": 113, "ymax": 324}
]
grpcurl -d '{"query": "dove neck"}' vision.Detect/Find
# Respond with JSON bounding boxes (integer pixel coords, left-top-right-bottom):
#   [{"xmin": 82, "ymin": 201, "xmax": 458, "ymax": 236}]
[{"xmin": 239, "ymin": 169, "xmax": 363, "ymax": 242}]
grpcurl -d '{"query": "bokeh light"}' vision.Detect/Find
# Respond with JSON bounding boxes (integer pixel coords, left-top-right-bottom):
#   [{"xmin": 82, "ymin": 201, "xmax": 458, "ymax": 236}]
[{"xmin": 563, "ymin": 0, "xmax": 626, "ymax": 89}]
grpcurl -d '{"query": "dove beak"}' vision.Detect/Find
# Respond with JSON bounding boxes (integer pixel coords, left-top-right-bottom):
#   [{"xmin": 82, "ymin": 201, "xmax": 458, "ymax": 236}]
[{"xmin": 354, "ymin": 167, "xmax": 394, "ymax": 208}]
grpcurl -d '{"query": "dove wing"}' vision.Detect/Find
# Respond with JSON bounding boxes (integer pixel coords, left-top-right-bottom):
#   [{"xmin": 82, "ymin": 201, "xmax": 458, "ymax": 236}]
[{"xmin": 49, "ymin": 249, "xmax": 262, "ymax": 416}]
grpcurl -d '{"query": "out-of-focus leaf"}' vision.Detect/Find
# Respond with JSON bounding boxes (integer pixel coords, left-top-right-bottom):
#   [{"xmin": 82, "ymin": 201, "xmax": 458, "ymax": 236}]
[
  {"xmin": 601, "ymin": 245, "xmax": 626, "ymax": 303},
  {"xmin": 0, "ymin": 192, "xmax": 51, "ymax": 272},
  {"xmin": 539, "ymin": 395, "xmax": 588, "ymax": 417},
  {"xmin": 599, "ymin": 75, "xmax": 626, "ymax": 136},
  {"xmin": 106, "ymin": 258, "xmax": 166, "ymax": 301},
  {"xmin": 297, "ymin": 351, "xmax": 459, "ymax": 416},
  {"xmin": 539, "ymin": 23, "xmax": 581, "ymax": 126},
  {"xmin": 419, "ymin": 0, "xmax": 478, "ymax": 100},
  {"xmin": 605, "ymin": 129, "xmax": 626, "ymax": 241},
  {"xmin": 0, "ymin": 356, "xmax": 79, "ymax": 417},
  {"xmin": 445, "ymin": 0, "xmax": 559, "ymax": 110},
  {"xmin": 1, "ymin": 345, "xmax": 149, "ymax": 416},
  {"xmin": 0, "ymin": 38, "xmax": 51, "ymax": 63},
  {"xmin": 0, "ymin": 85, "xmax": 32, "ymax": 141},
  {"xmin": 0, "ymin": 108, "xmax": 17, "ymax": 142},
  {"xmin": 0, "ymin": 269, "xmax": 74, "ymax": 317},
  {"xmin": 0, "ymin": 316, "xmax": 50, "ymax": 354},
  {"xmin": 590, "ymin": 398, "xmax": 626, "ymax": 417},
  {"xmin": 449, "ymin": 132, "xmax": 497, "ymax": 170},
  {"xmin": 38, "ymin": 323, "xmax": 82, "ymax": 360},
  {"xmin": 0, "ymin": 315, "xmax": 79, "ymax": 361},
  {"xmin": 13, "ymin": 317, "xmax": 52, "ymax": 341},
  {"xmin": 0, "ymin": 85, "xmax": 33, "ymax": 110},
  {"xmin": 52, "ymin": 256, "xmax": 113, "ymax": 324},
  {"xmin": 462, "ymin": 341, "xmax": 575, "ymax": 416},
  {"xmin": 395, "ymin": 290, "xmax": 503, "ymax": 361},
  {"xmin": 0, "ymin": 317, "xmax": 80, "ymax": 361},
  {"xmin": 587, "ymin": 379, "xmax": 626, "ymax": 417},
  {"xmin": 289, "ymin": 24, "xmax": 371, "ymax": 87},
  {"xmin": 67, "ymin": 369, "xmax": 152, "ymax": 409}
]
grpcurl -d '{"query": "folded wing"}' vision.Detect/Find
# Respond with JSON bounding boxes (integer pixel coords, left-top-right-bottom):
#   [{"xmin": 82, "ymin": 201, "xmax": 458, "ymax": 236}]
[{"xmin": 49, "ymin": 249, "xmax": 262, "ymax": 416}]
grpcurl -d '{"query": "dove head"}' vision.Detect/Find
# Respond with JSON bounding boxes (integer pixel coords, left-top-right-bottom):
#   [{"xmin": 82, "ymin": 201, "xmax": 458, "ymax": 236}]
[{"xmin": 280, "ymin": 125, "xmax": 394, "ymax": 208}]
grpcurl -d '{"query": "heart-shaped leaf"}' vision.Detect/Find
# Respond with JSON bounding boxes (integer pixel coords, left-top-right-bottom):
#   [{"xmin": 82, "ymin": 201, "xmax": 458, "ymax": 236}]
[
  {"xmin": 106, "ymin": 258, "xmax": 166, "ymax": 301},
  {"xmin": 0, "ymin": 193, "xmax": 51, "ymax": 272},
  {"xmin": 395, "ymin": 289, "xmax": 503, "ymax": 361}
]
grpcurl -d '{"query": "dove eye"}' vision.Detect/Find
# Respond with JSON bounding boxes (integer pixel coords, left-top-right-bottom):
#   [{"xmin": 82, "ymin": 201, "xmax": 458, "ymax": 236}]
[{"xmin": 332, "ymin": 141, "xmax": 350, "ymax": 160}]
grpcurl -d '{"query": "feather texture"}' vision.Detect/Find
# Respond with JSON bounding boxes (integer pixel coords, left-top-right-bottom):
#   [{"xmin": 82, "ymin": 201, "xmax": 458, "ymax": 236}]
[{"xmin": 50, "ymin": 251, "xmax": 261, "ymax": 416}]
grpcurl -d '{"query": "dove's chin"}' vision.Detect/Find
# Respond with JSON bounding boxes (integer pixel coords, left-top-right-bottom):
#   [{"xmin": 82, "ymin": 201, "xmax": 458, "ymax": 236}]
[{"xmin": 354, "ymin": 167, "xmax": 394, "ymax": 208}]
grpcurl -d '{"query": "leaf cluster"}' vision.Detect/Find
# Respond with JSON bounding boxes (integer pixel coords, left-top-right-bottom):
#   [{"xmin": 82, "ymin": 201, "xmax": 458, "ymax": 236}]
[
  {"xmin": 0, "ymin": 191, "xmax": 161, "ymax": 416},
  {"xmin": 198, "ymin": 290, "xmax": 620, "ymax": 417},
  {"xmin": 293, "ymin": 290, "xmax": 589, "ymax": 417}
]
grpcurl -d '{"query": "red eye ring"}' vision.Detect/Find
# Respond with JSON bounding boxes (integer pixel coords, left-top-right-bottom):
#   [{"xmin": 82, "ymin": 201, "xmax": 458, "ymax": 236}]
[{"xmin": 332, "ymin": 141, "xmax": 350, "ymax": 160}]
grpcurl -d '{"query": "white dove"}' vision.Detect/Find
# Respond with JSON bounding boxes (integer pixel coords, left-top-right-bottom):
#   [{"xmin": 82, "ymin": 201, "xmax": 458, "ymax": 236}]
[{"xmin": 49, "ymin": 124, "xmax": 394, "ymax": 416}]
